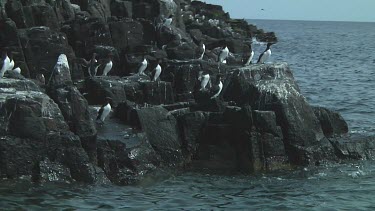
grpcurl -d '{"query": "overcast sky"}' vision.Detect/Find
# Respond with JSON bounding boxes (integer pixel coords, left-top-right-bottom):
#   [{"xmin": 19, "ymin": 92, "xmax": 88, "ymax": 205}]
[{"xmin": 202, "ymin": 0, "xmax": 375, "ymax": 22}]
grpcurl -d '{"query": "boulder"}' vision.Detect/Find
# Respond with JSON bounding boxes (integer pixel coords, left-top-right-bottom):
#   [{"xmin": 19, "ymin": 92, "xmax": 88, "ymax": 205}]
[
  {"xmin": 84, "ymin": 76, "xmax": 127, "ymax": 106},
  {"xmin": 48, "ymin": 85, "xmax": 97, "ymax": 163},
  {"xmin": 224, "ymin": 63, "xmax": 325, "ymax": 165},
  {"xmin": 313, "ymin": 106, "xmax": 349, "ymax": 137},
  {"xmin": 136, "ymin": 106, "xmax": 184, "ymax": 166},
  {"xmin": 18, "ymin": 26, "xmax": 77, "ymax": 79},
  {"xmin": 0, "ymin": 78, "xmax": 105, "ymax": 183}
]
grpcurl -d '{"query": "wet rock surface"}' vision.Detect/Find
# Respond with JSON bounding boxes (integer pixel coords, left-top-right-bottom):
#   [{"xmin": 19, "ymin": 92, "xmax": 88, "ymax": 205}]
[{"xmin": 0, "ymin": 0, "xmax": 373, "ymax": 186}]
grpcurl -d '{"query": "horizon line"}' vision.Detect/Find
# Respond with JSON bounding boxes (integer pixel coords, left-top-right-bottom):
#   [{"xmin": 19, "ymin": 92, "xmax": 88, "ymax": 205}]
[{"xmin": 237, "ymin": 18, "xmax": 375, "ymax": 24}]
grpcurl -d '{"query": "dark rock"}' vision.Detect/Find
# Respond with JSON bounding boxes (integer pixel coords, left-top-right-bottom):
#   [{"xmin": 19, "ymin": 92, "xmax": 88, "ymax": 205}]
[
  {"xmin": 178, "ymin": 111, "xmax": 208, "ymax": 158},
  {"xmin": 48, "ymin": 85, "xmax": 97, "ymax": 163},
  {"xmin": 33, "ymin": 157, "xmax": 73, "ymax": 183},
  {"xmin": 224, "ymin": 63, "xmax": 325, "ymax": 166},
  {"xmin": 31, "ymin": 4, "xmax": 60, "ymax": 30},
  {"xmin": 110, "ymin": 0, "xmax": 132, "ymax": 18},
  {"xmin": 252, "ymin": 110, "xmax": 283, "ymax": 138},
  {"xmin": 84, "ymin": 76, "xmax": 127, "ymax": 106},
  {"xmin": 0, "ymin": 78, "xmax": 105, "ymax": 183},
  {"xmin": 109, "ymin": 19, "xmax": 144, "ymax": 51},
  {"xmin": 137, "ymin": 106, "xmax": 184, "ymax": 166},
  {"xmin": 19, "ymin": 26, "xmax": 77, "ymax": 79},
  {"xmin": 330, "ymin": 135, "xmax": 375, "ymax": 160},
  {"xmin": 87, "ymin": 0, "xmax": 111, "ymax": 20},
  {"xmin": 142, "ymin": 81, "xmax": 174, "ymax": 105},
  {"xmin": 94, "ymin": 109, "xmax": 161, "ymax": 185},
  {"xmin": 0, "ymin": 19, "xmax": 29, "ymax": 77},
  {"xmin": 313, "ymin": 106, "xmax": 349, "ymax": 137}
]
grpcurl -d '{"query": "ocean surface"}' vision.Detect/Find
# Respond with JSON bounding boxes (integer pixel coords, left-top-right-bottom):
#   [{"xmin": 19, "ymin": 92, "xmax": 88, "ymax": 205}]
[{"xmin": 2, "ymin": 20, "xmax": 375, "ymax": 210}]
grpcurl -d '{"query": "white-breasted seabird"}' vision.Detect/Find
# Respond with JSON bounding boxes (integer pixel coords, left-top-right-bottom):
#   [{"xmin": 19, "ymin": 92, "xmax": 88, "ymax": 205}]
[
  {"xmin": 198, "ymin": 71, "xmax": 210, "ymax": 90},
  {"xmin": 7, "ymin": 52, "xmax": 14, "ymax": 71},
  {"xmin": 211, "ymin": 75, "xmax": 223, "ymax": 99},
  {"xmin": 96, "ymin": 97, "xmax": 112, "ymax": 124},
  {"xmin": 218, "ymin": 46, "xmax": 229, "ymax": 64},
  {"xmin": 0, "ymin": 50, "xmax": 10, "ymax": 78},
  {"xmin": 199, "ymin": 43, "xmax": 205, "ymax": 60},
  {"xmin": 257, "ymin": 43, "xmax": 273, "ymax": 64},
  {"xmin": 137, "ymin": 57, "xmax": 148, "ymax": 75},
  {"xmin": 244, "ymin": 43, "xmax": 254, "ymax": 66},
  {"xmin": 12, "ymin": 67, "xmax": 21, "ymax": 74},
  {"xmin": 102, "ymin": 54, "xmax": 113, "ymax": 76},
  {"xmin": 163, "ymin": 15, "xmax": 174, "ymax": 27},
  {"xmin": 153, "ymin": 61, "xmax": 162, "ymax": 81}
]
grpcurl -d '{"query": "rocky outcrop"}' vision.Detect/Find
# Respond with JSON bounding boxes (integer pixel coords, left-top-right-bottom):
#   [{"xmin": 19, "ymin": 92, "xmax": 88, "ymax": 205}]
[
  {"xmin": 0, "ymin": 0, "xmax": 374, "ymax": 186},
  {"xmin": 0, "ymin": 78, "xmax": 106, "ymax": 183}
]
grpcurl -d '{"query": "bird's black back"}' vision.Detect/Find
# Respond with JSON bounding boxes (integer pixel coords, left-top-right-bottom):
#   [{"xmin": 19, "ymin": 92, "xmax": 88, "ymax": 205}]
[{"xmin": 96, "ymin": 105, "xmax": 105, "ymax": 120}]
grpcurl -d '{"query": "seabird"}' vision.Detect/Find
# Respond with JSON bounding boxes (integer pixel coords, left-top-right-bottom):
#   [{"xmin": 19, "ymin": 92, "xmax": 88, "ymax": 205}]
[
  {"xmin": 86, "ymin": 53, "xmax": 100, "ymax": 76},
  {"xmin": 218, "ymin": 46, "xmax": 229, "ymax": 64},
  {"xmin": 96, "ymin": 97, "xmax": 112, "ymax": 124},
  {"xmin": 198, "ymin": 71, "xmax": 210, "ymax": 91},
  {"xmin": 12, "ymin": 67, "xmax": 21, "ymax": 74},
  {"xmin": 199, "ymin": 43, "xmax": 205, "ymax": 60},
  {"xmin": 36, "ymin": 73, "xmax": 45, "ymax": 85},
  {"xmin": 163, "ymin": 15, "xmax": 174, "ymax": 27},
  {"xmin": 7, "ymin": 52, "xmax": 14, "ymax": 71},
  {"xmin": 244, "ymin": 43, "xmax": 254, "ymax": 66},
  {"xmin": 102, "ymin": 54, "xmax": 113, "ymax": 76},
  {"xmin": 257, "ymin": 43, "xmax": 273, "ymax": 64},
  {"xmin": 153, "ymin": 61, "xmax": 162, "ymax": 81},
  {"xmin": 211, "ymin": 75, "xmax": 223, "ymax": 99},
  {"xmin": 0, "ymin": 50, "xmax": 10, "ymax": 78},
  {"xmin": 137, "ymin": 57, "xmax": 148, "ymax": 75}
]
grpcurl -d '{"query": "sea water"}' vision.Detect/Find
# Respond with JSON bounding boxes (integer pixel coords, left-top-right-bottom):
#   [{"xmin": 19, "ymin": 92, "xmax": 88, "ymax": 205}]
[{"xmin": 1, "ymin": 20, "xmax": 375, "ymax": 210}]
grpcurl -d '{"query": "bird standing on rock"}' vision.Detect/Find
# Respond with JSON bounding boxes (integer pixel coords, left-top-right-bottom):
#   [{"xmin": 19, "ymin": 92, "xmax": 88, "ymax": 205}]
[
  {"xmin": 137, "ymin": 57, "xmax": 148, "ymax": 76},
  {"xmin": 244, "ymin": 43, "xmax": 254, "ymax": 66},
  {"xmin": 102, "ymin": 54, "xmax": 113, "ymax": 76},
  {"xmin": 12, "ymin": 67, "xmax": 21, "ymax": 74},
  {"xmin": 163, "ymin": 15, "xmax": 174, "ymax": 28},
  {"xmin": 97, "ymin": 97, "xmax": 112, "ymax": 124},
  {"xmin": 211, "ymin": 75, "xmax": 223, "ymax": 99},
  {"xmin": 153, "ymin": 61, "xmax": 162, "ymax": 81},
  {"xmin": 83, "ymin": 53, "xmax": 100, "ymax": 77},
  {"xmin": 218, "ymin": 46, "xmax": 229, "ymax": 64},
  {"xmin": 199, "ymin": 43, "xmax": 205, "ymax": 60},
  {"xmin": 257, "ymin": 43, "xmax": 273, "ymax": 64},
  {"xmin": 0, "ymin": 50, "xmax": 10, "ymax": 78},
  {"xmin": 198, "ymin": 71, "xmax": 210, "ymax": 91},
  {"xmin": 7, "ymin": 51, "xmax": 14, "ymax": 71}
]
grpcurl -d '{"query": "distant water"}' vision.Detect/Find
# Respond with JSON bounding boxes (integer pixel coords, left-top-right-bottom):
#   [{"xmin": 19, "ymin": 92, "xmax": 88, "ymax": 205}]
[
  {"xmin": 250, "ymin": 19, "xmax": 375, "ymax": 136},
  {"xmin": 2, "ymin": 20, "xmax": 375, "ymax": 210}
]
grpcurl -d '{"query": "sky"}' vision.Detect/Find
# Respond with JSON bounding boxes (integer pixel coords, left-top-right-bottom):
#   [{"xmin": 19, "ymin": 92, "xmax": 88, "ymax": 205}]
[{"xmin": 202, "ymin": 0, "xmax": 375, "ymax": 22}]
